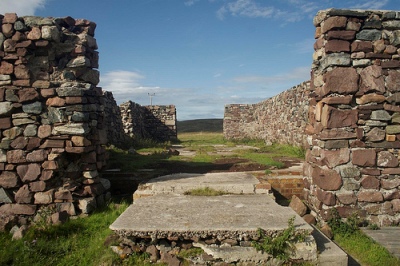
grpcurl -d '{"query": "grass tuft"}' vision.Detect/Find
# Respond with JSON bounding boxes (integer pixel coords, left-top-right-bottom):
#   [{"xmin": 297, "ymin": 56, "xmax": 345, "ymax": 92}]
[
  {"xmin": 184, "ymin": 187, "xmax": 229, "ymax": 196},
  {"xmin": 327, "ymin": 208, "xmax": 400, "ymax": 266}
]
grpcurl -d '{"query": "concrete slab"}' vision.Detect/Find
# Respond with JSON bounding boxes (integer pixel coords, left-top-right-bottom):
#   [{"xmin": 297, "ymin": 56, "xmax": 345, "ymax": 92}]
[
  {"xmin": 362, "ymin": 227, "xmax": 400, "ymax": 259},
  {"xmin": 134, "ymin": 172, "xmax": 266, "ymax": 199},
  {"xmin": 110, "ymin": 194, "xmax": 312, "ymax": 240},
  {"xmin": 311, "ymin": 225, "xmax": 348, "ymax": 266}
]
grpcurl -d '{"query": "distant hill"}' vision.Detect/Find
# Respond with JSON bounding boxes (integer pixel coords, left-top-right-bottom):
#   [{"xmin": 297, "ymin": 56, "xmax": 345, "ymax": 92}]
[{"xmin": 177, "ymin": 119, "xmax": 223, "ymax": 133}]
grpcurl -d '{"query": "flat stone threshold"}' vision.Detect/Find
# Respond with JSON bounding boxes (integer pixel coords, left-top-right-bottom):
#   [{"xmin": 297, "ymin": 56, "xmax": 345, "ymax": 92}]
[
  {"xmin": 110, "ymin": 194, "xmax": 311, "ymax": 239},
  {"xmin": 134, "ymin": 172, "xmax": 266, "ymax": 199}
]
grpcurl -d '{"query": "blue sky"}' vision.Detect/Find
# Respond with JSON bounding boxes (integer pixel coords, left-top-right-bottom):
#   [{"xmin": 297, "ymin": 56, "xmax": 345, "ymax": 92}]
[{"xmin": 1, "ymin": 0, "xmax": 398, "ymax": 120}]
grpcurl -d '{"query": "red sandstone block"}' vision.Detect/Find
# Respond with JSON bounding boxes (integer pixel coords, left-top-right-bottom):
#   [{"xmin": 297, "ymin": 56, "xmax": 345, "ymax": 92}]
[
  {"xmin": 42, "ymin": 161, "xmax": 59, "ymax": 170},
  {"xmin": 323, "ymin": 67, "xmax": 358, "ymax": 95},
  {"xmin": 17, "ymin": 163, "xmax": 41, "ymax": 182},
  {"xmin": 7, "ymin": 150, "xmax": 26, "ymax": 164},
  {"xmin": 65, "ymin": 96, "xmax": 87, "ymax": 104},
  {"xmin": 351, "ymin": 41, "xmax": 373, "ymax": 52},
  {"xmin": 0, "ymin": 171, "xmax": 19, "ymax": 188},
  {"xmin": 5, "ymin": 164, "xmax": 15, "ymax": 171},
  {"xmin": 27, "ymin": 27, "xmax": 41, "ymax": 40},
  {"xmin": 14, "ymin": 65, "xmax": 30, "ymax": 80},
  {"xmin": 3, "ymin": 13, "xmax": 17, "ymax": 23},
  {"xmin": 361, "ymin": 176, "xmax": 380, "ymax": 189},
  {"xmin": 16, "ymin": 48, "xmax": 28, "ymax": 57},
  {"xmin": 40, "ymin": 170, "xmax": 54, "ymax": 181},
  {"xmin": 15, "ymin": 40, "xmax": 33, "ymax": 48},
  {"xmin": 35, "ymin": 40, "xmax": 49, "ymax": 47},
  {"xmin": 382, "ymin": 60, "xmax": 400, "ymax": 68},
  {"xmin": 256, "ymin": 183, "xmax": 271, "ymax": 190},
  {"xmin": 32, "ymin": 80, "xmax": 50, "ymax": 89},
  {"xmin": 326, "ymin": 30, "xmax": 356, "ymax": 40},
  {"xmin": 0, "ymin": 117, "xmax": 11, "ymax": 129},
  {"xmin": 325, "ymin": 40, "xmax": 350, "ymax": 53},
  {"xmin": 321, "ymin": 105, "xmax": 358, "ymax": 129},
  {"xmin": 312, "ymin": 166, "xmax": 342, "ymax": 191},
  {"xmin": 358, "ymin": 191, "xmax": 383, "ymax": 203},
  {"xmin": 12, "ymin": 79, "xmax": 30, "ymax": 87},
  {"xmin": 366, "ymin": 53, "xmax": 392, "ymax": 59},
  {"xmin": 18, "ymin": 88, "xmax": 39, "ymax": 102},
  {"xmin": 321, "ymin": 16, "xmax": 347, "ymax": 33},
  {"xmin": 40, "ymin": 140, "xmax": 65, "ymax": 148},
  {"xmin": 0, "ymin": 204, "xmax": 36, "ymax": 215},
  {"xmin": 4, "ymin": 39, "xmax": 16, "ymax": 52},
  {"xmin": 0, "ymin": 61, "xmax": 13, "ymax": 74},
  {"xmin": 382, "ymin": 168, "xmax": 400, "ymax": 175},
  {"xmin": 26, "ymin": 149, "xmax": 48, "ymax": 162},
  {"xmin": 336, "ymin": 206, "xmax": 366, "ymax": 219},
  {"xmin": 352, "ymin": 149, "xmax": 376, "ymax": 167},
  {"xmin": 2, "ymin": 24, "xmax": 14, "ymax": 38},
  {"xmin": 65, "ymin": 146, "xmax": 88, "ymax": 153},
  {"xmin": 46, "ymin": 97, "xmax": 66, "ymax": 107}
]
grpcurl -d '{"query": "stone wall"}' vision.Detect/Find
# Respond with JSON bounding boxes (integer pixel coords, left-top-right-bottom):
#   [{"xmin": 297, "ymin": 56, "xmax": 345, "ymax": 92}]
[
  {"xmin": 102, "ymin": 91, "xmax": 126, "ymax": 148},
  {"xmin": 304, "ymin": 9, "xmax": 400, "ymax": 226},
  {"xmin": 120, "ymin": 101, "xmax": 177, "ymax": 142},
  {"xmin": 0, "ymin": 13, "xmax": 109, "ymax": 228},
  {"xmin": 224, "ymin": 81, "xmax": 310, "ymax": 147}
]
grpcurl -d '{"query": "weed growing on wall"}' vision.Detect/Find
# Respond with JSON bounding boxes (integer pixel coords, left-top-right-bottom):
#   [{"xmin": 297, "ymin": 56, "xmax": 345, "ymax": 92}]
[
  {"xmin": 327, "ymin": 208, "xmax": 360, "ymax": 237},
  {"xmin": 252, "ymin": 216, "xmax": 306, "ymax": 262}
]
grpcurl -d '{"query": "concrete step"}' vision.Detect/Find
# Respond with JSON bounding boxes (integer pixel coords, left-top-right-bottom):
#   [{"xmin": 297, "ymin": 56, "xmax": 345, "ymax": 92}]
[
  {"xmin": 312, "ymin": 225, "xmax": 348, "ymax": 266},
  {"xmin": 109, "ymin": 171, "xmax": 348, "ymax": 265},
  {"xmin": 133, "ymin": 172, "xmax": 272, "ymax": 200},
  {"xmin": 110, "ymin": 194, "xmax": 317, "ymax": 264}
]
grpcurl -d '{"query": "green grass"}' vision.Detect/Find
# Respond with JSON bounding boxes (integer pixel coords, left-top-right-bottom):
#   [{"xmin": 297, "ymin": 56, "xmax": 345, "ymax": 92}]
[
  {"xmin": 184, "ymin": 187, "xmax": 229, "ymax": 196},
  {"xmin": 107, "ymin": 133, "xmax": 306, "ymax": 172},
  {"xmin": 258, "ymin": 143, "xmax": 306, "ymax": 158},
  {"xmin": 327, "ymin": 209, "xmax": 400, "ymax": 266},
  {"xmin": 334, "ymin": 231, "xmax": 400, "ymax": 266},
  {"xmin": 106, "ymin": 147, "xmax": 168, "ymax": 172},
  {"xmin": 241, "ymin": 152, "xmax": 285, "ymax": 168},
  {"xmin": 0, "ymin": 201, "xmax": 142, "ymax": 266}
]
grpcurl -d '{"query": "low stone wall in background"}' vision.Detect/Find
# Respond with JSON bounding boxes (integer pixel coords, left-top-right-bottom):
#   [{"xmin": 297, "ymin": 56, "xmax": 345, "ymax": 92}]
[
  {"xmin": 120, "ymin": 101, "xmax": 177, "ymax": 143},
  {"xmin": 223, "ymin": 81, "xmax": 310, "ymax": 147}
]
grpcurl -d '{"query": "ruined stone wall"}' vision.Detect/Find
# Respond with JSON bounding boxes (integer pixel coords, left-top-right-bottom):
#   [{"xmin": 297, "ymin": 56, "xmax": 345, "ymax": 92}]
[
  {"xmin": 102, "ymin": 91, "xmax": 126, "ymax": 148},
  {"xmin": 304, "ymin": 9, "xmax": 400, "ymax": 226},
  {"xmin": 224, "ymin": 81, "xmax": 310, "ymax": 147},
  {"xmin": 0, "ymin": 13, "xmax": 109, "ymax": 228},
  {"xmin": 120, "ymin": 101, "xmax": 177, "ymax": 142}
]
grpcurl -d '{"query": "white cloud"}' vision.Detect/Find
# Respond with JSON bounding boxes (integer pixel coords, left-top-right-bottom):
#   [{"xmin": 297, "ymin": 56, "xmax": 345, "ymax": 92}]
[
  {"xmin": 184, "ymin": 0, "xmax": 200, "ymax": 6},
  {"xmin": 351, "ymin": 0, "xmax": 390, "ymax": 10},
  {"xmin": 0, "ymin": 0, "xmax": 47, "ymax": 16},
  {"xmin": 99, "ymin": 68, "xmax": 311, "ymax": 120},
  {"xmin": 217, "ymin": 0, "xmax": 275, "ymax": 20},
  {"xmin": 233, "ymin": 66, "xmax": 310, "ymax": 85}
]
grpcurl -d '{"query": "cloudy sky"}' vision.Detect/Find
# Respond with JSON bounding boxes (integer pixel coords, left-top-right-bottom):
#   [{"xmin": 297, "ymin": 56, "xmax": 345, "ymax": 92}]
[{"xmin": 1, "ymin": 0, "xmax": 397, "ymax": 120}]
